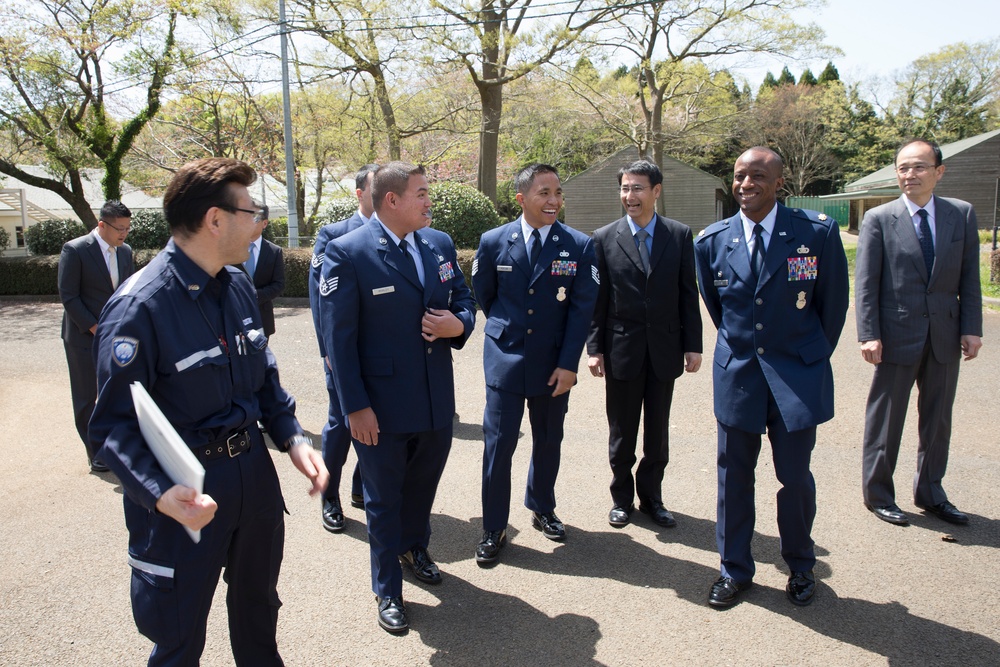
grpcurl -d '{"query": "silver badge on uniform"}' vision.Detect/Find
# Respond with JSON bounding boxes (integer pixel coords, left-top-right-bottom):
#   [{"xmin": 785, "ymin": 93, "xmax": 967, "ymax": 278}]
[
  {"xmin": 796, "ymin": 291, "xmax": 806, "ymax": 309},
  {"xmin": 560, "ymin": 250, "xmax": 569, "ymax": 258},
  {"xmin": 379, "ymin": 237, "xmax": 388, "ymax": 245},
  {"xmin": 797, "ymin": 245, "xmax": 810, "ymax": 255},
  {"xmin": 556, "ymin": 286, "xmax": 567, "ymax": 302},
  {"xmin": 112, "ymin": 336, "xmax": 139, "ymax": 367}
]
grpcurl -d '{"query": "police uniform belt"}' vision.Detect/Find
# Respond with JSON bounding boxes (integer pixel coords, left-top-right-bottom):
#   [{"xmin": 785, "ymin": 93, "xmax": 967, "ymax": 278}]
[{"xmin": 196, "ymin": 428, "xmax": 252, "ymax": 462}]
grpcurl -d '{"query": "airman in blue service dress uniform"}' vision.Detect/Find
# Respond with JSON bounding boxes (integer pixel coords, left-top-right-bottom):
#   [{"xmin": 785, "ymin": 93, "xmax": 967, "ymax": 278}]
[
  {"xmin": 472, "ymin": 163, "xmax": 599, "ymax": 565},
  {"xmin": 319, "ymin": 162, "xmax": 476, "ymax": 633},
  {"xmin": 693, "ymin": 147, "xmax": 848, "ymax": 609},
  {"xmin": 89, "ymin": 158, "xmax": 328, "ymax": 666},
  {"xmin": 308, "ymin": 164, "xmax": 378, "ymax": 533}
]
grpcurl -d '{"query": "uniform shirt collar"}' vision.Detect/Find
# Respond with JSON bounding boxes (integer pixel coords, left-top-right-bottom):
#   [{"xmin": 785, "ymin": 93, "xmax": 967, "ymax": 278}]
[
  {"xmin": 626, "ymin": 214, "xmax": 656, "ymax": 238},
  {"xmin": 358, "ymin": 209, "xmax": 371, "ymax": 224},
  {"xmin": 165, "ymin": 238, "xmax": 230, "ymax": 299},
  {"xmin": 92, "ymin": 227, "xmax": 112, "ymax": 254},
  {"xmin": 520, "ymin": 217, "xmax": 552, "ymax": 247},
  {"xmin": 371, "ymin": 212, "xmax": 416, "ymax": 248},
  {"xmin": 739, "ymin": 204, "xmax": 778, "ymax": 246}
]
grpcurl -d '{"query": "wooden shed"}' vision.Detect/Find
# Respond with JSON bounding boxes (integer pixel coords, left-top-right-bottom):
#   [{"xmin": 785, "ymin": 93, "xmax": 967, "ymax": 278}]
[
  {"xmin": 818, "ymin": 129, "xmax": 1000, "ymax": 231},
  {"xmin": 561, "ymin": 147, "xmax": 726, "ymax": 235}
]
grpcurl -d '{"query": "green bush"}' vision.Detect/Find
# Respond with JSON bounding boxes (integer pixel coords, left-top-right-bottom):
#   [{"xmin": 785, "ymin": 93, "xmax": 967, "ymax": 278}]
[
  {"xmin": 429, "ymin": 182, "xmax": 502, "ymax": 249},
  {"xmin": 320, "ymin": 197, "xmax": 360, "ymax": 226},
  {"xmin": 0, "ymin": 226, "xmax": 10, "ymax": 252},
  {"xmin": 0, "ymin": 255, "xmax": 60, "ymax": 295},
  {"xmin": 128, "ymin": 209, "xmax": 170, "ymax": 250},
  {"xmin": 25, "ymin": 219, "xmax": 88, "ymax": 255}
]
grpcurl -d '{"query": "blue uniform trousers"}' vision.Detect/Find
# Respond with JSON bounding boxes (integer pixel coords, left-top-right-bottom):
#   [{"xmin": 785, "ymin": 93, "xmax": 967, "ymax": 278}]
[
  {"xmin": 354, "ymin": 427, "xmax": 452, "ymax": 598},
  {"xmin": 126, "ymin": 428, "xmax": 285, "ymax": 667},
  {"xmin": 481, "ymin": 386, "xmax": 569, "ymax": 531},
  {"xmin": 717, "ymin": 390, "xmax": 816, "ymax": 584},
  {"xmin": 320, "ymin": 363, "xmax": 362, "ymax": 503}
]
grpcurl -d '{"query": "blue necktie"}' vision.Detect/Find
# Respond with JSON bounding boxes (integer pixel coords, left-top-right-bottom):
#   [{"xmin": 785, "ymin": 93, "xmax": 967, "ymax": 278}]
[
  {"xmin": 635, "ymin": 228, "xmax": 651, "ymax": 276},
  {"xmin": 529, "ymin": 229, "xmax": 542, "ymax": 267},
  {"xmin": 751, "ymin": 224, "xmax": 765, "ymax": 280},
  {"xmin": 916, "ymin": 209, "xmax": 934, "ymax": 275},
  {"xmin": 245, "ymin": 243, "xmax": 257, "ymax": 277}
]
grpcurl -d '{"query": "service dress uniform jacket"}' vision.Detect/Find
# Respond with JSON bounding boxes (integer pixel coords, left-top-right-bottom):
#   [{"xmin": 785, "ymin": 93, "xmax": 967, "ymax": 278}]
[
  {"xmin": 250, "ymin": 238, "xmax": 285, "ymax": 337},
  {"xmin": 694, "ymin": 204, "xmax": 848, "ymax": 584},
  {"xmin": 58, "ymin": 231, "xmax": 133, "ymax": 459},
  {"xmin": 473, "ymin": 218, "xmax": 598, "ymax": 530},
  {"xmin": 587, "ymin": 214, "xmax": 702, "ymax": 508},
  {"xmin": 319, "ymin": 217, "xmax": 475, "ymax": 598},
  {"xmin": 89, "ymin": 239, "xmax": 302, "ymax": 666},
  {"xmin": 855, "ymin": 195, "xmax": 982, "ymax": 508}
]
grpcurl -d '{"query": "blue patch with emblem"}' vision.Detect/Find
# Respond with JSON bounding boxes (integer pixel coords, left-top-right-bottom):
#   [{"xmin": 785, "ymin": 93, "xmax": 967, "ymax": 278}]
[{"xmin": 112, "ymin": 336, "xmax": 139, "ymax": 367}]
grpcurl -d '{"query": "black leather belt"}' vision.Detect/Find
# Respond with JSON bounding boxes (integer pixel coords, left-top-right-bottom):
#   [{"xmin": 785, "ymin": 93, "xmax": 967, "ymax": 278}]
[{"xmin": 195, "ymin": 428, "xmax": 251, "ymax": 462}]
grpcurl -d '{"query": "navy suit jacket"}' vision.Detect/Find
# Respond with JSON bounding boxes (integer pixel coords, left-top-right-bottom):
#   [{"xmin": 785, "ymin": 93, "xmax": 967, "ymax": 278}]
[
  {"xmin": 58, "ymin": 232, "xmax": 134, "ymax": 348},
  {"xmin": 855, "ymin": 195, "xmax": 982, "ymax": 365},
  {"xmin": 319, "ymin": 219, "xmax": 476, "ymax": 434},
  {"xmin": 694, "ymin": 204, "xmax": 849, "ymax": 433},
  {"xmin": 250, "ymin": 238, "xmax": 284, "ymax": 337},
  {"xmin": 587, "ymin": 214, "xmax": 702, "ymax": 382},
  {"xmin": 309, "ymin": 211, "xmax": 365, "ymax": 357},
  {"xmin": 473, "ymin": 219, "xmax": 598, "ymax": 397}
]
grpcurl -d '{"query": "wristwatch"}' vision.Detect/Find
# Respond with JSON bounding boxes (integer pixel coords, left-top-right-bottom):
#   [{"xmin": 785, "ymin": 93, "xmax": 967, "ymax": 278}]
[{"xmin": 280, "ymin": 433, "xmax": 312, "ymax": 453}]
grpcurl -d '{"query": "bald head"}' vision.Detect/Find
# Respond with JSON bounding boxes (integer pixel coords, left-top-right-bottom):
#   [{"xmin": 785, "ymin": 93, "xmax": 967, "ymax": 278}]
[{"xmin": 732, "ymin": 147, "xmax": 785, "ymax": 223}]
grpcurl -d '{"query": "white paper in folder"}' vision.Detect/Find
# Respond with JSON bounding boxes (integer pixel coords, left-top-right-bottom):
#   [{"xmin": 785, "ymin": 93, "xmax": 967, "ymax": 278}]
[{"xmin": 129, "ymin": 381, "xmax": 206, "ymax": 543}]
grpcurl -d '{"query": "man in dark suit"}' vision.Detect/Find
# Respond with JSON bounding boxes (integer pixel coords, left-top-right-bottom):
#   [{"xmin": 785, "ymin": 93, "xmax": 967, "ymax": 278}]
[
  {"xmin": 244, "ymin": 205, "xmax": 284, "ymax": 338},
  {"xmin": 318, "ymin": 162, "xmax": 476, "ymax": 633},
  {"xmin": 472, "ymin": 164, "xmax": 599, "ymax": 565},
  {"xmin": 58, "ymin": 200, "xmax": 134, "ymax": 472},
  {"xmin": 856, "ymin": 138, "xmax": 983, "ymax": 527},
  {"xmin": 586, "ymin": 160, "xmax": 702, "ymax": 529},
  {"xmin": 694, "ymin": 147, "xmax": 848, "ymax": 608},
  {"xmin": 309, "ymin": 164, "xmax": 378, "ymax": 533}
]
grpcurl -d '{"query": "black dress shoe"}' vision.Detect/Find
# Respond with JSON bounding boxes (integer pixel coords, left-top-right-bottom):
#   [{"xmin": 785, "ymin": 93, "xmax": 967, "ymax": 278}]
[
  {"xmin": 786, "ymin": 571, "xmax": 816, "ymax": 606},
  {"xmin": 608, "ymin": 505, "xmax": 633, "ymax": 527},
  {"xmin": 399, "ymin": 546, "xmax": 441, "ymax": 584},
  {"xmin": 865, "ymin": 503, "xmax": 909, "ymax": 526},
  {"xmin": 531, "ymin": 511, "xmax": 566, "ymax": 541},
  {"xmin": 918, "ymin": 501, "xmax": 969, "ymax": 525},
  {"xmin": 321, "ymin": 498, "xmax": 345, "ymax": 533},
  {"xmin": 350, "ymin": 493, "xmax": 365, "ymax": 509},
  {"xmin": 708, "ymin": 576, "xmax": 752, "ymax": 609},
  {"xmin": 475, "ymin": 530, "xmax": 507, "ymax": 565},
  {"xmin": 638, "ymin": 501, "xmax": 677, "ymax": 527},
  {"xmin": 89, "ymin": 459, "xmax": 109, "ymax": 473},
  {"xmin": 376, "ymin": 596, "xmax": 408, "ymax": 633}
]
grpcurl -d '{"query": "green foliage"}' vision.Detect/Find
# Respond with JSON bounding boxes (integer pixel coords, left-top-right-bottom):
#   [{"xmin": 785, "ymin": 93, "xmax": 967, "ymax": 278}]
[
  {"xmin": 127, "ymin": 209, "xmax": 170, "ymax": 250},
  {"xmin": 282, "ymin": 248, "xmax": 312, "ymax": 298},
  {"xmin": 24, "ymin": 219, "xmax": 88, "ymax": 256},
  {"xmin": 0, "ymin": 255, "xmax": 60, "ymax": 295},
  {"xmin": 0, "ymin": 226, "xmax": 9, "ymax": 252},
  {"xmin": 262, "ymin": 218, "xmax": 290, "ymax": 247},
  {"xmin": 429, "ymin": 182, "xmax": 502, "ymax": 249},
  {"xmin": 777, "ymin": 67, "xmax": 797, "ymax": 86},
  {"xmin": 320, "ymin": 197, "xmax": 360, "ymax": 226},
  {"xmin": 799, "ymin": 69, "xmax": 818, "ymax": 86},
  {"xmin": 818, "ymin": 62, "xmax": 840, "ymax": 84},
  {"xmin": 759, "ymin": 71, "xmax": 778, "ymax": 95}
]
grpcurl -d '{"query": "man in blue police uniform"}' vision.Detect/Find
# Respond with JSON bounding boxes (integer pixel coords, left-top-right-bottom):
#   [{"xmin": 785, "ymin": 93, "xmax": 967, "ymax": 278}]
[
  {"xmin": 319, "ymin": 162, "xmax": 475, "ymax": 633},
  {"xmin": 309, "ymin": 164, "xmax": 378, "ymax": 533},
  {"xmin": 89, "ymin": 158, "xmax": 328, "ymax": 665},
  {"xmin": 472, "ymin": 163, "xmax": 599, "ymax": 565},
  {"xmin": 694, "ymin": 147, "xmax": 848, "ymax": 609}
]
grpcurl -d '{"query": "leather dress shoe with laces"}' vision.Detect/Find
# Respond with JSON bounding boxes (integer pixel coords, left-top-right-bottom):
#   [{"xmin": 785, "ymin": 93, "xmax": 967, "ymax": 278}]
[
  {"xmin": 639, "ymin": 501, "xmax": 677, "ymax": 527},
  {"xmin": 376, "ymin": 596, "xmax": 408, "ymax": 633},
  {"xmin": 89, "ymin": 458, "xmax": 109, "ymax": 473},
  {"xmin": 399, "ymin": 546, "xmax": 441, "ymax": 585},
  {"xmin": 786, "ymin": 571, "xmax": 816, "ymax": 606},
  {"xmin": 475, "ymin": 530, "xmax": 507, "ymax": 565},
  {"xmin": 531, "ymin": 511, "xmax": 566, "ymax": 541},
  {"xmin": 321, "ymin": 498, "xmax": 345, "ymax": 533},
  {"xmin": 918, "ymin": 501, "xmax": 969, "ymax": 525},
  {"xmin": 865, "ymin": 503, "xmax": 909, "ymax": 526},
  {"xmin": 350, "ymin": 493, "xmax": 365, "ymax": 509},
  {"xmin": 608, "ymin": 505, "xmax": 634, "ymax": 527},
  {"xmin": 708, "ymin": 576, "xmax": 752, "ymax": 609}
]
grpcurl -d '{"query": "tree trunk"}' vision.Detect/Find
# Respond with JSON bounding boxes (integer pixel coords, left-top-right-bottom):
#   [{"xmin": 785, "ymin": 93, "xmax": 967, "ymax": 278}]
[
  {"xmin": 372, "ymin": 71, "xmax": 401, "ymax": 160},
  {"xmin": 477, "ymin": 82, "xmax": 503, "ymax": 203}
]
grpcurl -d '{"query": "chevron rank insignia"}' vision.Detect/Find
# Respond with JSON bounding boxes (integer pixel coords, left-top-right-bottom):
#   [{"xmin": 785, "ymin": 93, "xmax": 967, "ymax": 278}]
[{"xmin": 319, "ymin": 276, "xmax": 339, "ymax": 296}]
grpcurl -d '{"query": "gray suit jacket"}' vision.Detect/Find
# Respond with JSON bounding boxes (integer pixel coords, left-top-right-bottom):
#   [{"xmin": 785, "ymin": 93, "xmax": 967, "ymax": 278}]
[
  {"xmin": 58, "ymin": 232, "xmax": 134, "ymax": 348},
  {"xmin": 855, "ymin": 195, "xmax": 982, "ymax": 365}
]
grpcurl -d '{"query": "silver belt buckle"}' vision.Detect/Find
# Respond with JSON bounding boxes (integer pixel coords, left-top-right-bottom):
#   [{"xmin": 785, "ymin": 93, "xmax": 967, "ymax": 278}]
[{"xmin": 226, "ymin": 430, "xmax": 246, "ymax": 458}]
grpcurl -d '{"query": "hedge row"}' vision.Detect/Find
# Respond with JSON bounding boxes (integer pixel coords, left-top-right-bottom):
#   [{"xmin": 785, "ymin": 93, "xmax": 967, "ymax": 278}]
[{"xmin": 0, "ymin": 246, "xmax": 477, "ymax": 299}]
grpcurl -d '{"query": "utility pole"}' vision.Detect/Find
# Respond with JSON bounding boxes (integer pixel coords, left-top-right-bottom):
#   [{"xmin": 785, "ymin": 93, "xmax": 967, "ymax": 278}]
[{"xmin": 279, "ymin": 0, "xmax": 298, "ymax": 247}]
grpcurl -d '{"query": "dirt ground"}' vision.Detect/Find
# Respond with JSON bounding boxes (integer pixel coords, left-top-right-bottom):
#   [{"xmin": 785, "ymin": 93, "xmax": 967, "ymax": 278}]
[{"xmin": 1, "ymin": 297, "xmax": 998, "ymax": 666}]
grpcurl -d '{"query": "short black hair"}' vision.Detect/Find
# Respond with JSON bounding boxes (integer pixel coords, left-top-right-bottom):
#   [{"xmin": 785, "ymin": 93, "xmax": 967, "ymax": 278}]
[
  {"xmin": 258, "ymin": 204, "xmax": 269, "ymax": 221},
  {"xmin": 162, "ymin": 158, "xmax": 256, "ymax": 236},
  {"xmin": 371, "ymin": 162, "xmax": 426, "ymax": 213},
  {"xmin": 618, "ymin": 160, "xmax": 662, "ymax": 187},
  {"xmin": 514, "ymin": 164, "xmax": 559, "ymax": 194},
  {"xmin": 895, "ymin": 138, "xmax": 943, "ymax": 167},
  {"xmin": 356, "ymin": 164, "xmax": 380, "ymax": 191},
  {"xmin": 100, "ymin": 200, "xmax": 131, "ymax": 220}
]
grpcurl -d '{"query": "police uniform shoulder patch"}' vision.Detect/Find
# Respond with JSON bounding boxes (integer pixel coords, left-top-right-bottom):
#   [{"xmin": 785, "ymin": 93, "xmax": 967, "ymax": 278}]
[{"xmin": 112, "ymin": 336, "xmax": 139, "ymax": 367}]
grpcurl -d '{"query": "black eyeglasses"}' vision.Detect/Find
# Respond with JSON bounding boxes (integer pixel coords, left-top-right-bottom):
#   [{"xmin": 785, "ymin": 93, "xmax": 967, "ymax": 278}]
[
  {"xmin": 217, "ymin": 204, "xmax": 266, "ymax": 223},
  {"xmin": 101, "ymin": 219, "xmax": 131, "ymax": 233}
]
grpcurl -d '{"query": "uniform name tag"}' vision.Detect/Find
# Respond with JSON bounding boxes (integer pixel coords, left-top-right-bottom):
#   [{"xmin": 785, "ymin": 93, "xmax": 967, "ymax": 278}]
[
  {"xmin": 551, "ymin": 260, "xmax": 577, "ymax": 276},
  {"xmin": 714, "ymin": 279, "xmax": 729, "ymax": 287},
  {"xmin": 787, "ymin": 256, "xmax": 818, "ymax": 281},
  {"xmin": 373, "ymin": 285, "xmax": 395, "ymax": 295},
  {"xmin": 438, "ymin": 261, "xmax": 455, "ymax": 282},
  {"xmin": 497, "ymin": 265, "xmax": 513, "ymax": 272}
]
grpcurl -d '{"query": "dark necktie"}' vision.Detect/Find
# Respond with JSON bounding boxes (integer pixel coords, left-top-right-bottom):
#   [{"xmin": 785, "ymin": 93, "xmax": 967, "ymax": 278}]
[
  {"xmin": 399, "ymin": 239, "xmax": 419, "ymax": 281},
  {"xmin": 529, "ymin": 229, "xmax": 542, "ymax": 267},
  {"xmin": 635, "ymin": 228, "xmax": 651, "ymax": 276},
  {"xmin": 751, "ymin": 223, "xmax": 765, "ymax": 280},
  {"xmin": 916, "ymin": 209, "xmax": 935, "ymax": 275}
]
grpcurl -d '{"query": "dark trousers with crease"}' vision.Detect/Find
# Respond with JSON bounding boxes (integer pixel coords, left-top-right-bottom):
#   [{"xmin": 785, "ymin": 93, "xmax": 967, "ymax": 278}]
[
  {"xmin": 65, "ymin": 340, "xmax": 98, "ymax": 461},
  {"xmin": 320, "ymin": 363, "xmax": 363, "ymax": 504}
]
